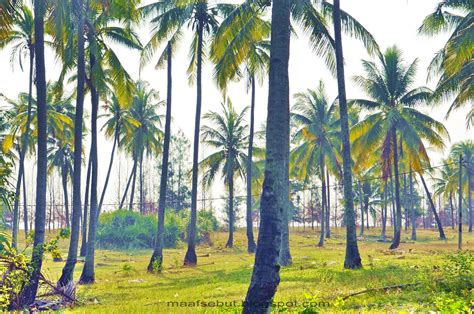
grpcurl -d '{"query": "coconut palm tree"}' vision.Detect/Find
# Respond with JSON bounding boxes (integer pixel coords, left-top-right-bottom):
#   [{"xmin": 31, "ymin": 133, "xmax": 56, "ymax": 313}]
[
  {"xmin": 419, "ymin": 0, "xmax": 473, "ymax": 128},
  {"xmin": 290, "ymin": 81, "xmax": 341, "ymax": 247},
  {"xmin": 19, "ymin": 0, "xmax": 47, "ymax": 305},
  {"xmin": 211, "ymin": 2, "xmax": 270, "ymax": 254},
  {"xmin": 120, "ymin": 81, "xmax": 163, "ymax": 213},
  {"xmin": 450, "ymin": 141, "xmax": 474, "ymax": 232},
  {"xmin": 199, "ymin": 101, "xmax": 249, "ymax": 248},
  {"xmin": 0, "ymin": 4, "xmax": 35, "ymax": 248},
  {"xmin": 351, "ymin": 46, "xmax": 449, "ymax": 248},
  {"xmin": 141, "ymin": 0, "xmax": 235, "ymax": 266},
  {"xmin": 433, "ymin": 158, "xmax": 458, "ymax": 229}
]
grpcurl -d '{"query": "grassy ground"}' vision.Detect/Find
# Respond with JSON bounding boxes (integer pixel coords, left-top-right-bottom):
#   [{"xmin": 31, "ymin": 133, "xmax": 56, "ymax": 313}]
[{"xmin": 29, "ymin": 226, "xmax": 473, "ymax": 313}]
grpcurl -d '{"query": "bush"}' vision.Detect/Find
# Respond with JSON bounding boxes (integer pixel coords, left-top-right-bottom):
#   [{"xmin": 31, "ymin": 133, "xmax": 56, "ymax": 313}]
[{"xmin": 96, "ymin": 209, "xmax": 219, "ymax": 250}]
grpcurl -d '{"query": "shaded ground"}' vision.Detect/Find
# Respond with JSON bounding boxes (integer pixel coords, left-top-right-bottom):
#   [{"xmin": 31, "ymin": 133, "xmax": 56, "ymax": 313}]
[{"xmin": 30, "ymin": 226, "xmax": 473, "ymax": 313}]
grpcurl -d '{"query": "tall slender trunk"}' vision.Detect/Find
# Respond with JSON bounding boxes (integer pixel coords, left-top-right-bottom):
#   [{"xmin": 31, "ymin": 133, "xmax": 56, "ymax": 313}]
[
  {"xmin": 226, "ymin": 166, "xmax": 234, "ymax": 248},
  {"xmin": 19, "ymin": 0, "xmax": 47, "ymax": 305},
  {"xmin": 381, "ymin": 188, "xmax": 387, "ymax": 240},
  {"xmin": 243, "ymin": 0, "xmax": 290, "ymax": 309},
  {"xmin": 334, "ymin": 184, "xmax": 338, "ymax": 227},
  {"xmin": 184, "ymin": 17, "xmax": 204, "ymax": 267},
  {"xmin": 79, "ymin": 47, "xmax": 99, "ymax": 284},
  {"xmin": 139, "ymin": 151, "xmax": 144, "ymax": 213},
  {"xmin": 279, "ymin": 150, "xmax": 292, "ymax": 265},
  {"xmin": 403, "ymin": 173, "xmax": 408, "ymax": 230},
  {"xmin": 468, "ymin": 173, "xmax": 472, "ymax": 232},
  {"xmin": 80, "ymin": 153, "xmax": 92, "ymax": 257},
  {"xmin": 419, "ymin": 173, "xmax": 446, "ymax": 240},
  {"xmin": 22, "ymin": 162, "xmax": 28, "ymax": 237},
  {"xmin": 458, "ymin": 155, "xmax": 463, "ymax": 250},
  {"xmin": 410, "ymin": 168, "xmax": 416, "ymax": 240},
  {"xmin": 449, "ymin": 190, "xmax": 455, "ymax": 229},
  {"xmin": 58, "ymin": 0, "xmax": 86, "ymax": 285},
  {"xmin": 358, "ymin": 179, "xmax": 364, "ymax": 236},
  {"xmin": 318, "ymin": 162, "xmax": 326, "ymax": 247},
  {"xmin": 389, "ymin": 129, "xmax": 402, "ymax": 249},
  {"xmin": 326, "ymin": 170, "xmax": 331, "ymax": 238},
  {"xmin": 61, "ymin": 162, "xmax": 70, "ymax": 228},
  {"xmin": 148, "ymin": 42, "xmax": 172, "ymax": 271},
  {"xmin": 129, "ymin": 156, "xmax": 138, "ymax": 211},
  {"xmin": 333, "ymin": 0, "xmax": 362, "ymax": 268},
  {"xmin": 119, "ymin": 160, "xmax": 137, "ymax": 209},
  {"xmin": 11, "ymin": 49, "xmax": 34, "ymax": 249},
  {"xmin": 98, "ymin": 130, "xmax": 118, "ymax": 213},
  {"xmin": 246, "ymin": 75, "xmax": 257, "ymax": 253}
]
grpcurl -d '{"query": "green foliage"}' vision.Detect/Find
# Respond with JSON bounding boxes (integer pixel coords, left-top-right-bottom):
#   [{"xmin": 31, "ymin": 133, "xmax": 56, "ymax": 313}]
[{"xmin": 96, "ymin": 210, "xmax": 219, "ymax": 250}]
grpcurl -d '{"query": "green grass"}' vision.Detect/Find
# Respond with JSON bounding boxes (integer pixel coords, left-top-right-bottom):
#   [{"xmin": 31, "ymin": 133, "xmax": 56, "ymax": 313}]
[{"xmin": 28, "ymin": 227, "xmax": 474, "ymax": 313}]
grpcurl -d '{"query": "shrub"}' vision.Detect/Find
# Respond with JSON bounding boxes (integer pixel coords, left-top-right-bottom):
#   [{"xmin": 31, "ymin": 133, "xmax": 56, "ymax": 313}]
[{"xmin": 96, "ymin": 209, "xmax": 219, "ymax": 250}]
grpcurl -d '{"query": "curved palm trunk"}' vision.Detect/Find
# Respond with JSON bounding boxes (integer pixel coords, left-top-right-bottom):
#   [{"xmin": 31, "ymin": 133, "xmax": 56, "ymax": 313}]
[
  {"xmin": 22, "ymin": 163, "xmax": 28, "ymax": 238},
  {"xmin": 11, "ymin": 49, "xmax": 34, "ymax": 249},
  {"xmin": 61, "ymin": 163, "xmax": 70, "ymax": 228},
  {"xmin": 410, "ymin": 168, "xmax": 416, "ymax": 240},
  {"xmin": 389, "ymin": 129, "xmax": 402, "ymax": 249},
  {"xmin": 184, "ymin": 18, "xmax": 204, "ymax": 267},
  {"xmin": 358, "ymin": 179, "xmax": 364, "ymax": 236},
  {"xmin": 98, "ymin": 130, "xmax": 118, "ymax": 214},
  {"xmin": 148, "ymin": 43, "xmax": 172, "ymax": 271},
  {"xmin": 19, "ymin": 0, "xmax": 47, "ymax": 305},
  {"xmin": 58, "ymin": 5, "xmax": 86, "ymax": 284},
  {"xmin": 79, "ymin": 49, "xmax": 100, "ymax": 284},
  {"xmin": 333, "ymin": 0, "xmax": 362, "ymax": 269},
  {"xmin": 129, "ymin": 155, "xmax": 139, "ymax": 211},
  {"xmin": 80, "ymin": 154, "xmax": 92, "ymax": 257},
  {"xmin": 242, "ymin": 0, "xmax": 290, "ymax": 309},
  {"xmin": 119, "ymin": 159, "xmax": 137, "ymax": 209},
  {"xmin": 419, "ymin": 173, "xmax": 446, "ymax": 240},
  {"xmin": 326, "ymin": 170, "xmax": 331, "ymax": 238},
  {"xmin": 246, "ymin": 75, "xmax": 257, "ymax": 253},
  {"xmin": 226, "ymin": 168, "xmax": 235, "ymax": 248}
]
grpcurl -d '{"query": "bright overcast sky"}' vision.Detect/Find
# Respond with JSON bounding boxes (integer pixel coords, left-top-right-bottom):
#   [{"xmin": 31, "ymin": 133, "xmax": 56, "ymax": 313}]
[{"xmin": 0, "ymin": 0, "xmax": 472, "ymax": 208}]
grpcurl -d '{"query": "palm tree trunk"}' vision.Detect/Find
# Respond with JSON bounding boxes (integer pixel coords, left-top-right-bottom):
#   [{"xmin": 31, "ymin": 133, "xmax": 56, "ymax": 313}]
[
  {"xmin": 79, "ymin": 47, "xmax": 99, "ymax": 284},
  {"xmin": 98, "ymin": 130, "xmax": 118, "ymax": 214},
  {"xmin": 119, "ymin": 160, "xmax": 136, "ymax": 209},
  {"xmin": 381, "ymin": 188, "xmax": 387, "ymax": 240},
  {"xmin": 226, "ymin": 167, "xmax": 234, "ymax": 248},
  {"xmin": 22, "ymin": 163, "xmax": 28, "ymax": 237},
  {"xmin": 333, "ymin": 0, "xmax": 362, "ymax": 268},
  {"xmin": 139, "ymin": 151, "xmax": 144, "ymax": 214},
  {"xmin": 246, "ymin": 75, "xmax": 257, "ymax": 253},
  {"xmin": 326, "ymin": 169, "xmax": 331, "ymax": 238},
  {"xmin": 243, "ymin": 0, "xmax": 290, "ymax": 309},
  {"xmin": 148, "ymin": 42, "xmax": 173, "ymax": 272},
  {"xmin": 61, "ymin": 163, "xmax": 70, "ymax": 228},
  {"xmin": 279, "ymin": 153, "xmax": 292, "ymax": 265},
  {"xmin": 458, "ymin": 154, "xmax": 463, "ymax": 250},
  {"xmin": 389, "ymin": 129, "xmax": 402, "ymax": 249},
  {"xmin": 358, "ymin": 179, "xmax": 364, "ymax": 236},
  {"xmin": 419, "ymin": 173, "xmax": 446, "ymax": 240},
  {"xmin": 80, "ymin": 153, "xmax": 92, "ymax": 257},
  {"xmin": 468, "ymin": 173, "xmax": 472, "ymax": 232},
  {"xmin": 19, "ymin": 0, "xmax": 47, "ymax": 305},
  {"xmin": 318, "ymin": 162, "xmax": 326, "ymax": 247},
  {"xmin": 129, "ymin": 156, "xmax": 138, "ymax": 211},
  {"xmin": 403, "ymin": 174, "xmax": 408, "ymax": 231},
  {"xmin": 449, "ymin": 190, "xmax": 455, "ymax": 229},
  {"xmin": 184, "ymin": 17, "xmax": 204, "ymax": 267},
  {"xmin": 410, "ymin": 168, "xmax": 416, "ymax": 240}
]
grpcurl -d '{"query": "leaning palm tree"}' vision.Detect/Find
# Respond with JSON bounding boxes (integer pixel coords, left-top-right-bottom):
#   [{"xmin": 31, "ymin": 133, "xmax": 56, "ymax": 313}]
[
  {"xmin": 351, "ymin": 46, "xmax": 450, "ymax": 249},
  {"xmin": 419, "ymin": 0, "xmax": 473, "ymax": 128},
  {"xmin": 290, "ymin": 81, "xmax": 341, "ymax": 247},
  {"xmin": 141, "ymin": 0, "xmax": 235, "ymax": 266},
  {"xmin": 450, "ymin": 141, "xmax": 474, "ymax": 232},
  {"xmin": 0, "ymin": 4, "xmax": 35, "ymax": 249},
  {"xmin": 199, "ymin": 101, "xmax": 249, "ymax": 248},
  {"xmin": 211, "ymin": 2, "xmax": 270, "ymax": 254}
]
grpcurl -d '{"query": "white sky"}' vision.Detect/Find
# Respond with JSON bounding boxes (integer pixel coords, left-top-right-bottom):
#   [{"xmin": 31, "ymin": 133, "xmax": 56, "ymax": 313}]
[{"xmin": 0, "ymin": 0, "xmax": 472, "ymax": 211}]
